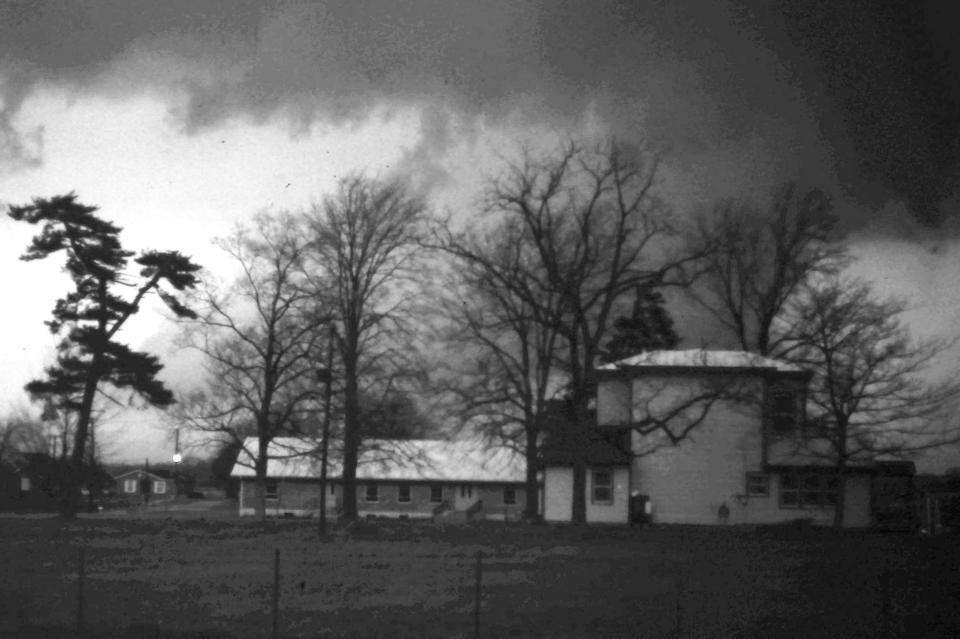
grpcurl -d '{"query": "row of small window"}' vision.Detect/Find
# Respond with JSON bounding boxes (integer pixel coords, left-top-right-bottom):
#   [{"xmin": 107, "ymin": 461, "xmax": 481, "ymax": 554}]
[
  {"xmin": 123, "ymin": 479, "xmax": 166, "ymax": 494},
  {"xmin": 745, "ymin": 472, "xmax": 839, "ymax": 509},
  {"xmin": 264, "ymin": 482, "xmax": 518, "ymax": 505}
]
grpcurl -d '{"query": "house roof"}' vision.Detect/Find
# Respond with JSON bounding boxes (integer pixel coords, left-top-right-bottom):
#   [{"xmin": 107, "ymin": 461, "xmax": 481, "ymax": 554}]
[
  {"xmin": 597, "ymin": 349, "xmax": 805, "ymax": 373},
  {"xmin": 541, "ymin": 427, "xmax": 632, "ymax": 467},
  {"xmin": 230, "ymin": 437, "xmax": 526, "ymax": 483},
  {"xmin": 112, "ymin": 469, "xmax": 169, "ymax": 482}
]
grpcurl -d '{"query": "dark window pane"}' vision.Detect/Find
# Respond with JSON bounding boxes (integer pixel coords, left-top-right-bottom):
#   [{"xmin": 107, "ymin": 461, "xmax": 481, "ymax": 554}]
[
  {"xmin": 592, "ymin": 470, "xmax": 614, "ymax": 504},
  {"xmin": 768, "ymin": 381, "xmax": 799, "ymax": 432},
  {"xmin": 430, "ymin": 485, "xmax": 443, "ymax": 503},
  {"xmin": 781, "ymin": 490, "xmax": 799, "ymax": 506},
  {"xmin": 594, "ymin": 487, "xmax": 613, "ymax": 503},
  {"xmin": 747, "ymin": 473, "xmax": 770, "ymax": 496},
  {"xmin": 781, "ymin": 475, "xmax": 798, "ymax": 489},
  {"xmin": 398, "ymin": 485, "xmax": 411, "ymax": 502},
  {"xmin": 265, "ymin": 481, "xmax": 278, "ymax": 500}
]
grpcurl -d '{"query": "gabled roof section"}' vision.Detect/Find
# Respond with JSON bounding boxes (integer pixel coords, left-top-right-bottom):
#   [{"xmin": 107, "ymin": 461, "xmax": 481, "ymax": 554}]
[
  {"xmin": 112, "ymin": 469, "xmax": 169, "ymax": 482},
  {"xmin": 230, "ymin": 437, "xmax": 525, "ymax": 483},
  {"xmin": 597, "ymin": 349, "xmax": 805, "ymax": 374}
]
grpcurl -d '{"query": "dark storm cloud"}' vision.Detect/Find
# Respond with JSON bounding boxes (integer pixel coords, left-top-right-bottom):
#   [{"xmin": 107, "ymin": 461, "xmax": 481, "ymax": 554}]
[
  {"xmin": 751, "ymin": 0, "xmax": 960, "ymax": 226},
  {"xmin": 1, "ymin": 0, "xmax": 957, "ymax": 228}
]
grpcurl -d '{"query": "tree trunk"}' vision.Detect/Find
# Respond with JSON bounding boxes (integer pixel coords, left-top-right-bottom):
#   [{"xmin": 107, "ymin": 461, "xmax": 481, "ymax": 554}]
[
  {"xmin": 62, "ymin": 371, "xmax": 100, "ymax": 519},
  {"xmin": 570, "ymin": 399, "xmax": 589, "ymax": 525},
  {"xmin": 570, "ymin": 444, "xmax": 587, "ymax": 524},
  {"xmin": 255, "ymin": 437, "xmax": 269, "ymax": 520},
  {"xmin": 832, "ymin": 463, "xmax": 847, "ymax": 530},
  {"xmin": 340, "ymin": 344, "xmax": 360, "ymax": 521},
  {"xmin": 524, "ymin": 427, "xmax": 540, "ymax": 519}
]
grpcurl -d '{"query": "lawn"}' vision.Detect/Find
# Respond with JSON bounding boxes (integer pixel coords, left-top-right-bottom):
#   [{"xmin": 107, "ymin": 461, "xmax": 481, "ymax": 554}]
[{"xmin": 1, "ymin": 516, "xmax": 957, "ymax": 638}]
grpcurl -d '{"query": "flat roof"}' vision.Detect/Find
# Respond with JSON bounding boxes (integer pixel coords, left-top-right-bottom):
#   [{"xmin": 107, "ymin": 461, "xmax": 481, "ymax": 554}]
[{"xmin": 597, "ymin": 349, "xmax": 806, "ymax": 373}]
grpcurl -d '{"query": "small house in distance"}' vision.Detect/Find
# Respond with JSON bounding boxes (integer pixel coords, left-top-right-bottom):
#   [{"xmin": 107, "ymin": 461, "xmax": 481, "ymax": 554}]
[
  {"xmin": 113, "ymin": 468, "xmax": 182, "ymax": 502},
  {"xmin": 230, "ymin": 437, "xmax": 528, "ymax": 521},
  {"xmin": 544, "ymin": 350, "xmax": 893, "ymax": 527}
]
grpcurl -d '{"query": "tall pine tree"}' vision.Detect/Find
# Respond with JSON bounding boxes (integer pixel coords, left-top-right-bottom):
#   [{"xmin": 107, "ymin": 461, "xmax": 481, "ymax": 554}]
[
  {"xmin": 9, "ymin": 193, "xmax": 201, "ymax": 517},
  {"xmin": 602, "ymin": 285, "xmax": 680, "ymax": 363}
]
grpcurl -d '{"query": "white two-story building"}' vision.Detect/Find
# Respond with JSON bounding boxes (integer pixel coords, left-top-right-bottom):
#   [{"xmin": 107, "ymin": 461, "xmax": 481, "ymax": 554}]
[{"xmin": 543, "ymin": 350, "xmax": 882, "ymax": 527}]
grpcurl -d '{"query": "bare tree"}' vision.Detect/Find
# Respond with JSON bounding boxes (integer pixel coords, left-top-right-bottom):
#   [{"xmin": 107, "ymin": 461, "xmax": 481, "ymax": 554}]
[
  {"xmin": 782, "ymin": 279, "xmax": 960, "ymax": 527},
  {"xmin": 302, "ymin": 174, "xmax": 430, "ymax": 521},
  {"xmin": 180, "ymin": 212, "xmax": 325, "ymax": 519},
  {"xmin": 432, "ymin": 215, "xmax": 563, "ymax": 519},
  {"xmin": 440, "ymin": 140, "xmax": 704, "ymax": 523},
  {"xmin": 689, "ymin": 183, "xmax": 847, "ymax": 356}
]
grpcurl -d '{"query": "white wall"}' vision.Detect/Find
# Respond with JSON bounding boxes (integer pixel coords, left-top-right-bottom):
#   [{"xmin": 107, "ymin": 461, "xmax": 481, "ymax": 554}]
[
  {"xmin": 585, "ymin": 466, "xmax": 630, "ymax": 523},
  {"xmin": 621, "ymin": 373, "xmax": 874, "ymax": 528},
  {"xmin": 544, "ymin": 466, "xmax": 629, "ymax": 523},
  {"xmin": 631, "ymin": 374, "xmax": 765, "ymax": 525},
  {"xmin": 543, "ymin": 467, "xmax": 573, "ymax": 522}
]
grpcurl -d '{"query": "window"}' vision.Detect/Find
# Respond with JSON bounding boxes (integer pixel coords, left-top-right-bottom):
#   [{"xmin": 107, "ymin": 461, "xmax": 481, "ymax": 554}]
[
  {"xmin": 365, "ymin": 484, "xmax": 379, "ymax": 502},
  {"xmin": 265, "ymin": 480, "xmax": 279, "ymax": 500},
  {"xmin": 124, "ymin": 479, "xmax": 138, "ymax": 494},
  {"xmin": 503, "ymin": 487, "xmax": 517, "ymax": 505},
  {"xmin": 592, "ymin": 470, "xmax": 614, "ymax": 505},
  {"xmin": 779, "ymin": 472, "xmax": 838, "ymax": 509},
  {"xmin": 153, "ymin": 480, "xmax": 166, "ymax": 495},
  {"xmin": 768, "ymin": 380, "xmax": 801, "ymax": 433},
  {"xmin": 460, "ymin": 484, "xmax": 473, "ymax": 498},
  {"xmin": 746, "ymin": 473, "xmax": 770, "ymax": 497},
  {"xmin": 430, "ymin": 484, "xmax": 443, "ymax": 503},
  {"xmin": 398, "ymin": 485, "xmax": 411, "ymax": 503}
]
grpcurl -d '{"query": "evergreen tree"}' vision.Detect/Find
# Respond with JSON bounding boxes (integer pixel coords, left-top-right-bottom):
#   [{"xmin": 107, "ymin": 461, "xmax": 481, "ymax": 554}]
[
  {"xmin": 602, "ymin": 285, "xmax": 680, "ymax": 363},
  {"xmin": 8, "ymin": 193, "xmax": 201, "ymax": 517}
]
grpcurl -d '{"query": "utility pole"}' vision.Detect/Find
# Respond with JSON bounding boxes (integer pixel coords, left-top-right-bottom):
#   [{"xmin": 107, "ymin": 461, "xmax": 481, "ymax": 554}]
[{"xmin": 317, "ymin": 323, "xmax": 336, "ymax": 539}]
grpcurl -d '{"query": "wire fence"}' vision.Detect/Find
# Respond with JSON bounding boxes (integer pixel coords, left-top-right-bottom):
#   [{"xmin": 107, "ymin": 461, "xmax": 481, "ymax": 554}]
[
  {"xmin": 66, "ymin": 546, "xmax": 498, "ymax": 639},
  {"xmin": 44, "ymin": 546, "xmax": 911, "ymax": 639},
  {"xmin": 3, "ymin": 521, "xmax": 957, "ymax": 639}
]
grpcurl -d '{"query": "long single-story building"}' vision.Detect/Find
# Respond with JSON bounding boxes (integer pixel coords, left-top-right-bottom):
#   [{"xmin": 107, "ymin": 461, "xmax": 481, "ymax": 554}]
[{"xmin": 230, "ymin": 437, "xmax": 529, "ymax": 521}]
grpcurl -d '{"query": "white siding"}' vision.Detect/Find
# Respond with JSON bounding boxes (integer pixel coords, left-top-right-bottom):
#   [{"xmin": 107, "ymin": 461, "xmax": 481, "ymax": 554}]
[
  {"xmin": 631, "ymin": 375, "xmax": 765, "ymax": 525},
  {"xmin": 585, "ymin": 466, "xmax": 630, "ymax": 524},
  {"xmin": 543, "ymin": 466, "xmax": 629, "ymax": 523},
  {"xmin": 543, "ymin": 467, "xmax": 573, "ymax": 522},
  {"xmin": 731, "ymin": 473, "xmax": 872, "ymax": 527},
  {"xmin": 626, "ymin": 373, "xmax": 872, "ymax": 527}
]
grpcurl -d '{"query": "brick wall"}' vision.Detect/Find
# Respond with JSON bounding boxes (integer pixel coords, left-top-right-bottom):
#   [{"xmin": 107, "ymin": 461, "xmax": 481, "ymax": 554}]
[{"xmin": 239, "ymin": 479, "xmax": 528, "ymax": 520}]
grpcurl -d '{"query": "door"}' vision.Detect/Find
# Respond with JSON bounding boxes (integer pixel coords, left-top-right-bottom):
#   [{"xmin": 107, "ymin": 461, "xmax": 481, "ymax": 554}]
[{"xmin": 454, "ymin": 483, "xmax": 479, "ymax": 510}]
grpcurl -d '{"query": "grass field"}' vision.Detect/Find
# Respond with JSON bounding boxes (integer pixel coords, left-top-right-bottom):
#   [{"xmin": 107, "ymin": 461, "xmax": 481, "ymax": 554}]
[{"xmin": 1, "ymin": 516, "xmax": 957, "ymax": 638}]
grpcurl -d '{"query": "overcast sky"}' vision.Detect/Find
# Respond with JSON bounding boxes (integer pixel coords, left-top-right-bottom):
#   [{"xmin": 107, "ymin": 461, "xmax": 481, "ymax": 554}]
[{"xmin": 2, "ymin": 1, "xmax": 959, "ymax": 470}]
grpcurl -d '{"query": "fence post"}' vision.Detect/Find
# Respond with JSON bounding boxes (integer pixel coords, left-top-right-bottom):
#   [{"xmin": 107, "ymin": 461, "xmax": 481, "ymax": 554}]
[
  {"xmin": 76, "ymin": 546, "xmax": 86, "ymax": 637},
  {"xmin": 272, "ymin": 548, "xmax": 280, "ymax": 639},
  {"xmin": 474, "ymin": 550, "xmax": 482, "ymax": 639}
]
